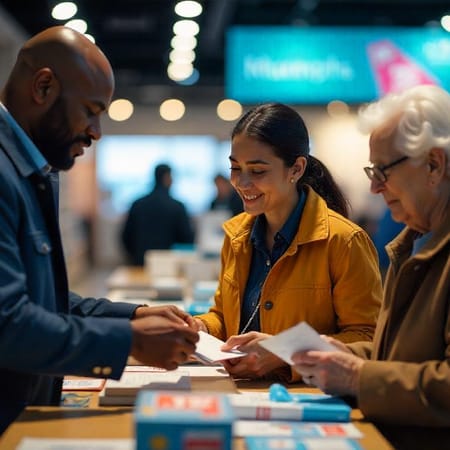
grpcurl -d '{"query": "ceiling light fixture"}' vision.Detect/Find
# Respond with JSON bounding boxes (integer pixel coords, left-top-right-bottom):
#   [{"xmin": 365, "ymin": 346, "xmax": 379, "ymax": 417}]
[
  {"xmin": 64, "ymin": 19, "xmax": 88, "ymax": 34},
  {"xmin": 108, "ymin": 99, "xmax": 134, "ymax": 122},
  {"xmin": 160, "ymin": 99, "xmax": 185, "ymax": 121},
  {"xmin": 441, "ymin": 15, "xmax": 450, "ymax": 32},
  {"xmin": 175, "ymin": 1, "xmax": 203, "ymax": 18},
  {"xmin": 173, "ymin": 19, "xmax": 200, "ymax": 37},
  {"xmin": 51, "ymin": 2, "xmax": 77, "ymax": 20},
  {"xmin": 217, "ymin": 99, "xmax": 243, "ymax": 121}
]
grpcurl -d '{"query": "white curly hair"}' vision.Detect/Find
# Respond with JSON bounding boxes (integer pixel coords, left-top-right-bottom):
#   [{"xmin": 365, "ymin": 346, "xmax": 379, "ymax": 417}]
[{"xmin": 358, "ymin": 84, "xmax": 450, "ymax": 174}]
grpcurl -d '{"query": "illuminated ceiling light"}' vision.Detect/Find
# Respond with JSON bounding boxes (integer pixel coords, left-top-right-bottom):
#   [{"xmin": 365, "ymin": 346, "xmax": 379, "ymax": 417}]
[
  {"xmin": 173, "ymin": 19, "xmax": 199, "ymax": 36},
  {"xmin": 160, "ymin": 99, "xmax": 185, "ymax": 121},
  {"xmin": 169, "ymin": 49, "xmax": 195, "ymax": 64},
  {"xmin": 84, "ymin": 33, "xmax": 95, "ymax": 43},
  {"xmin": 51, "ymin": 2, "xmax": 77, "ymax": 20},
  {"xmin": 64, "ymin": 19, "xmax": 88, "ymax": 34},
  {"xmin": 327, "ymin": 100, "xmax": 350, "ymax": 117},
  {"xmin": 217, "ymin": 99, "xmax": 243, "ymax": 121},
  {"xmin": 108, "ymin": 99, "xmax": 134, "ymax": 122},
  {"xmin": 167, "ymin": 62, "xmax": 194, "ymax": 81},
  {"xmin": 175, "ymin": 1, "xmax": 203, "ymax": 18},
  {"xmin": 176, "ymin": 68, "xmax": 200, "ymax": 86},
  {"xmin": 171, "ymin": 35, "xmax": 197, "ymax": 51},
  {"xmin": 441, "ymin": 15, "xmax": 450, "ymax": 32}
]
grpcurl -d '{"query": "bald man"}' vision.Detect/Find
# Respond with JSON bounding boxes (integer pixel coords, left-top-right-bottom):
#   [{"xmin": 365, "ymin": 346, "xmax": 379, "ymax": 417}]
[{"xmin": 0, "ymin": 27, "xmax": 198, "ymax": 433}]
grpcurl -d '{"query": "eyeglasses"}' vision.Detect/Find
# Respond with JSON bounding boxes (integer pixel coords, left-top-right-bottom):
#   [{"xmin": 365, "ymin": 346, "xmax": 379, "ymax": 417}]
[{"xmin": 363, "ymin": 156, "xmax": 409, "ymax": 183}]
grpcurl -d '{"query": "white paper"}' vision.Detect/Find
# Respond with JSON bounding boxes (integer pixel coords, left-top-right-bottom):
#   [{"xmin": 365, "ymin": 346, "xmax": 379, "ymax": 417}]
[
  {"xmin": 123, "ymin": 364, "xmax": 229, "ymax": 377},
  {"xmin": 194, "ymin": 331, "xmax": 246, "ymax": 364},
  {"xmin": 16, "ymin": 438, "xmax": 133, "ymax": 450},
  {"xmin": 259, "ymin": 322, "xmax": 337, "ymax": 365},
  {"xmin": 104, "ymin": 371, "xmax": 190, "ymax": 395},
  {"xmin": 62, "ymin": 378, "xmax": 105, "ymax": 391},
  {"xmin": 234, "ymin": 421, "xmax": 363, "ymax": 438}
]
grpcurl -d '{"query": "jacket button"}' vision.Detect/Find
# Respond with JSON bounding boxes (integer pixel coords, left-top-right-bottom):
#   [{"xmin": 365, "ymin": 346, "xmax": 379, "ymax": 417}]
[
  {"xmin": 264, "ymin": 301, "xmax": 273, "ymax": 310},
  {"xmin": 102, "ymin": 367, "xmax": 112, "ymax": 376},
  {"xmin": 92, "ymin": 366, "xmax": 101, "ymax": 375},
  {"xmin": 41, "ymin": 243, "xmax": 50, "ymax": 253}
]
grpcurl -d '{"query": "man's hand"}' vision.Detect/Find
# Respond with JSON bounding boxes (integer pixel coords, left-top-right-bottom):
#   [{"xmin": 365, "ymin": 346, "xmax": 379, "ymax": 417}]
[
  {"xmin": 133, "ymin": 305, "xmax": 196, "ymax": 328},
  {"xmin": 130, "ymin": 315, "xmax": 199, "ymax": 370}
]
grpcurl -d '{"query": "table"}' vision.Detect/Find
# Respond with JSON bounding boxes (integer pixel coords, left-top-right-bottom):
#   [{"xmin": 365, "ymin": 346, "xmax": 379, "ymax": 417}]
[{"xmin": 0, "ymin": 379, "xmax": 394, "ymax": 450}]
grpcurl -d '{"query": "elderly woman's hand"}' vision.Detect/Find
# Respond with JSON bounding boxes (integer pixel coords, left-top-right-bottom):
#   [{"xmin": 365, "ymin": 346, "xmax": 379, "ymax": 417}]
[{"xmin": 292, "ymin": 350, "xmax": 365, "ymax": 396}]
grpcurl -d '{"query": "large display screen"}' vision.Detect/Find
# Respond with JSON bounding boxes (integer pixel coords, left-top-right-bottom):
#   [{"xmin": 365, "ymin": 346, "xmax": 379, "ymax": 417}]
[
  {"xmin": 226, "ymin": 26, "xmax": 450, "ymax": 103},
  {"xmin": 96, "ymin": 136, "xmax": 232, "ymax": 215}
]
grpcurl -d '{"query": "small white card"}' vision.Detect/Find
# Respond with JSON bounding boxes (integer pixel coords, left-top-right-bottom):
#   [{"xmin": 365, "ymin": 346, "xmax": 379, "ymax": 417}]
[
  {"xmin": 194, "ymin": 331, "xmax": 246, "ymax": 365},
  {"xmin": 259, "ymin": 322, "xmax": 337, "ymax": 365}
]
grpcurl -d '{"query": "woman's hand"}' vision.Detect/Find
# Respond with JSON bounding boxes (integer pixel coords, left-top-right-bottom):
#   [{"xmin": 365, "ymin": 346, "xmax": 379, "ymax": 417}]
[
  {"xmin": 220, "ymin": 332, "xmax": 286, "ymax": 379},
  {"xmin": 192, "ymin": 317, "xmax": 208, "ymax": 332}
]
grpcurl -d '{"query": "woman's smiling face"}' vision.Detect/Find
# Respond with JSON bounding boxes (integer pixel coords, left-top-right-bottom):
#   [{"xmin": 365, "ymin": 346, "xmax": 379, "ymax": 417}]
[{"xmin": 229, "ymin": 133, "xmax": 302, "ymax": 222}]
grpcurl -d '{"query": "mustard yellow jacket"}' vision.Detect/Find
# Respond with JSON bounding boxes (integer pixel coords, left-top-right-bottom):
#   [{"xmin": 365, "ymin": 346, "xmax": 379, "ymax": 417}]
[{"xmin": 197, "ymin": 187, "xmax": 382, "ymax": 344}]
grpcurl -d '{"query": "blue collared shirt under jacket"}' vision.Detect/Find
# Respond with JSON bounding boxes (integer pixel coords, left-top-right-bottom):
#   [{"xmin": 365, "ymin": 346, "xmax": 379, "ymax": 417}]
[{"xmin": 239, "ymin": 189, "xmax": 306, "ymax": 333}]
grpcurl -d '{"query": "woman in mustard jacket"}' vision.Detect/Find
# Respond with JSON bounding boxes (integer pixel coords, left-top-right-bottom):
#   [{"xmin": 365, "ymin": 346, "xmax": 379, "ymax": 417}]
[{"xmin": 194, "ymin": 103, "xmax": 382, "ymax": 380}]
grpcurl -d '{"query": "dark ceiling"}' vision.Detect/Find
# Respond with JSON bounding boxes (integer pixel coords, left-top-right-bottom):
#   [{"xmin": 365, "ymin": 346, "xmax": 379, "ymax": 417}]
[{"xmin": 1, "ymin": 0, "xmax": 449, "ymax": 105}]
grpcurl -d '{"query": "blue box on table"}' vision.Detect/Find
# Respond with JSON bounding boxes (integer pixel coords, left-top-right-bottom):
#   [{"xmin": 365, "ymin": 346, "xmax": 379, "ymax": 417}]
[{"xmin": 135, "ymin": 390, "xmax": 234, "ymax": 450}]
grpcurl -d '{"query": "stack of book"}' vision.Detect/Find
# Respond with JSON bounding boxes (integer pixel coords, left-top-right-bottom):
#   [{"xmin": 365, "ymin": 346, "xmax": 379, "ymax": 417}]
[
  {"xmin": 99, "ymin": 369, "xmax": 191, "ymax": 406},
  {"xmin": 228, "ymin": 393, "xmax": 351, "ymax": 422}
]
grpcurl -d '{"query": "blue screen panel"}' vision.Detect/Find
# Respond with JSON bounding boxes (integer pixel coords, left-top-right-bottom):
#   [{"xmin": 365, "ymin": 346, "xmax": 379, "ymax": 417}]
[{"xmin": 226, "ymin": 26, "xmax": 450, "ymax": 104}]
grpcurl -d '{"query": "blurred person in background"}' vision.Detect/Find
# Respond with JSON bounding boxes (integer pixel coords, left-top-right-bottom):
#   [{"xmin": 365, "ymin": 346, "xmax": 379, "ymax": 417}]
[
  {"xmin": 292, "ymin": 84, "xmax": 450, "ymax": 450},
  {"xmin": 373, "ymin": 206, "xmax": 405, "ymax": 277},
  {"xmin": 0, "ymin": 27, "xmax": 198, "ymax": 434},
  {"xmin": 193, "ymin": 103, "xmax": 382, "ymax": 381},
  {"xmin": 121, "ymin": 163, "xmax": 195, "ymax": 265},
  {"xmin": 210, "ymin": 173, "xmax": 244, "ymax": 216}
]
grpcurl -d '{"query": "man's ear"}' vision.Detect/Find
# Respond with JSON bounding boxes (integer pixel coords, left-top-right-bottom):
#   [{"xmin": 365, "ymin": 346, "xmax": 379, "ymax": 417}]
[{"xmin": 31, "ymin": 68, "xmax": 60, "ymax": 105}]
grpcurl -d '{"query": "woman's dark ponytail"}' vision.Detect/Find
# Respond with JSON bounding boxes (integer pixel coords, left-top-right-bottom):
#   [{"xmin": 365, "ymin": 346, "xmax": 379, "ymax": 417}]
[{"xmin": 300, "ymin": 156, "xmax": 349, "ymax": 218}]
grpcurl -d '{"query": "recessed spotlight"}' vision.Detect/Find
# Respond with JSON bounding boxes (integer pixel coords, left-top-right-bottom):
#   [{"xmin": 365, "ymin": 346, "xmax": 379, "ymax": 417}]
[
  {"xmin": 52, "ymin": 2, "xmax": 77, "ymax": 20},
  {"xmin": 175, "ymin": 1, "xmax": 203, "ymax": 18}
]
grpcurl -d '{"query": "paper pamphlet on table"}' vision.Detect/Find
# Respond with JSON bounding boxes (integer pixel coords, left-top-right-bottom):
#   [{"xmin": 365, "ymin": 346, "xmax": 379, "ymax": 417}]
[
  {"xmin": 16, "ymin": 438, "xmax": 133, "ymax": 450},
  {"xmin": 228, "ymin": 393, "xmax": 351, "ymax": 422},
  {"xmin": 245, "ymin": 437, "xmax": 364, "ymax": 450},
  {"xmin": 123, "ymin": 364, "xmax": 229, "ymax": 377},
  {"xmin": 99, "ymin": 370, "xmax": 190, "ymax": 406},
  {"xmin": 99, "ymin": 364, "xmax": 232, "ymax": 406},
  {"xmin": 234, "ymin": 421, "xmax": 363, "ymax": 438},
  {"xmin": 62, "ymin": 377, "xmax": 106, "ymax": 391},
  {"xmin": 194, "ymin": 330, "xmax": 246, "ymax": 365},
  {"xmin": 259, "ymin": 322, "xmax": 337, "ymax": 365}
]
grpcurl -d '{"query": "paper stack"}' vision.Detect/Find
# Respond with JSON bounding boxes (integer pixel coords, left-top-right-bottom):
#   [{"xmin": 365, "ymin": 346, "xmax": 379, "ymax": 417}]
[{"xmin": 99, "ymin": 369, "xmax": 191, "ymax": 406}]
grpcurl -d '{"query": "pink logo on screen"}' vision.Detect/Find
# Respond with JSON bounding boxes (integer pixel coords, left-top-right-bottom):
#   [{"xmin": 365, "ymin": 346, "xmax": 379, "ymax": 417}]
[{"xmin": 367, "ymin": 39, "xmax": 439, "ymax": 95}]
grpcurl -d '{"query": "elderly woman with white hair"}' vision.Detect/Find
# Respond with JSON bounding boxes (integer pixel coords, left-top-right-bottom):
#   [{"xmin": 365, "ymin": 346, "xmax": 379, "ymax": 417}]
[{"xmin": 292, "ymin": 84, "xmax": 450, "ymax": 450}]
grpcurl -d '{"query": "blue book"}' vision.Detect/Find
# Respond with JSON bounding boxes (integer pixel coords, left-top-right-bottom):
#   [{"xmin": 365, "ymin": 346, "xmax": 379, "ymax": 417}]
[
  {"xmin": 246, "ymin": 437, "xmax": 364, "ymax": 450},
  {"xmin": 229, "ymin": 393, "xmax": 351, "ymax": 422}
]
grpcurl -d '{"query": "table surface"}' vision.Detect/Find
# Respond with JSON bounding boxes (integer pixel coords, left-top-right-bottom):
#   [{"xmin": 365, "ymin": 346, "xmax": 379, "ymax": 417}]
[
  {"xmin": 0, "ymin": 378, "xmax": 394, "ymax": 450},
  {"xmin": 9, "ymin": 268, "xmax": 393, "ymax": 449}
]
